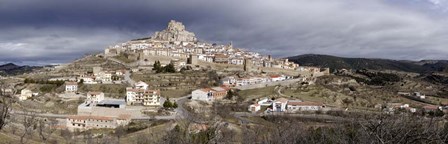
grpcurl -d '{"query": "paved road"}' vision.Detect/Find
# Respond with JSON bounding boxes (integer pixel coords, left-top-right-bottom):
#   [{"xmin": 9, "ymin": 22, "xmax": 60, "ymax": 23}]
[
  {"xmin": 128, "ymin": 95, "xmax": 192, "ymax": 120},
  {"xmin": 124, "ymin": 70, "xmax": 136, "ymax": 86},
  {"xmin": 11, "ymin": 110, "xmax": 70, "ymax": 119},
  {"xmin": 234, "ymin": 79, "xmax": 301, "ymax": 90},
  {"xmin": 173, "ymin": 95, "xmax": 192, "ymax": 119}
]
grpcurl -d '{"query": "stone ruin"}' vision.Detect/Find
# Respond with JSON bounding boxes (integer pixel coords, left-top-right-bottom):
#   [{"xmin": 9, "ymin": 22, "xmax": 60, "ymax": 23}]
[{"xmin": 152, "ymin": 20, "xmax": 198, "ymax": 42}]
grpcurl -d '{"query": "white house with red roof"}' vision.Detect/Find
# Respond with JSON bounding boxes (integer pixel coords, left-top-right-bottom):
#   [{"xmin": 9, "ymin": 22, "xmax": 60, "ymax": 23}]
[
  {"xmin": 86, "ymin": 92, "xmax": 105, "ymax": 104},
  {"xmin": 65, "ymin": 81, "xmax": 78, "ymax": 93},
  {"xmin": 270, "ymin": 75, "xmax": 286, "ymax": 82},
  {"xmin": 192, "ymin": 86, "xmax": 230, "ymax": 102}
]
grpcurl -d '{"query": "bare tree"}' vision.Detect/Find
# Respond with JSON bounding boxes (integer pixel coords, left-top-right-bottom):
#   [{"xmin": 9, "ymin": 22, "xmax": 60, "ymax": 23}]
[
  {"xmin": 19, "ymin": 113, "xmax": 37, "ymax": 144},
  {"xmin": 0, "ymin": 83, "xmax": 16, "ymax": 130},
  {"xmin": 60, "ymin": 128, "xmax": 73, "ymax": 144},
  {"xmin": 114, "ymin": 125, "xmax": 127, "ymax": 143},
  {"xmin": 0, "ymin": 97, "xmax": 12, "ymax": 130},
  {"xmin": 36, "ymin": 118, "xmax": 58, "ymax": 142}
]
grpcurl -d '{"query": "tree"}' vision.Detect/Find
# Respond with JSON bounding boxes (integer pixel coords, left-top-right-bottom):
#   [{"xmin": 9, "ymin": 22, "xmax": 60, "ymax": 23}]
[
  {"xmin": 226, "ymin": 90, "xmax": 234, "ymax": 100},
  {"xmin": 0, "ymin": 97, "xmax": 12, "ymax": 130},
  {"xmin": 112, "ymin": 75, "xmax": 120, "ymax": 81},
  {"xmin": 19, "ymin": 113, "xmax": 37, "ymax": 144},
  {"xmin": 163, "ymin": 100, "xmax": 173, "ymax": 108},
  {"xmin": 60, "ymin": 128, "xmax": 73, "ymax": 144},
  {"xmin": 153, "ymin": 61, "xmax": 162, "ymax": 72},
  {"xmin": 163, "ymin": 63, "xmax": 176, "ymax": 73},
  {"xmin": 173, "ymin": 102, "xmax": 178, "ymax": 108},
  {"xmin": 115, "ymin": 126, "xmax": 127, "ymax": 143},
  {"xmin": 0, "ymin": 83, "xmax": 15, "ymax": 130},
  {"xmin": 37, "ymin": 118, "xmax": 58, "ymax": 142}
]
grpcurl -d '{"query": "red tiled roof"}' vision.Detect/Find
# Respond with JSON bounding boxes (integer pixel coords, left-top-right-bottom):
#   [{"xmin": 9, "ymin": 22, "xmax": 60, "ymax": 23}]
[
  {"xmin": 65, "ymin": 81, "xmax": 78, "ymax": 85},
  {"xmin": 118, "ymin": 114, "xmax": 131, "ymax": 120},
  {"xmin": 144, "ymin": 90, "xmax": 160, "ymax": 95},
  {"xmin": 200, "ymin": 88, "xmax": 212, "ymax": 93},
  {"xmin": 68, "ymin": 115, "xmax": 113, "ymax": 121},
  {"xmin": 423, "ymin": 105, "xmax": 439, "ymax": 110},
  {"xmin": 126, "ymin": 88, "xmax": 145, "ymax": 93},
  {"xmin": 275, "ymin": 98, "xmax": 288, "ymax": 103}
]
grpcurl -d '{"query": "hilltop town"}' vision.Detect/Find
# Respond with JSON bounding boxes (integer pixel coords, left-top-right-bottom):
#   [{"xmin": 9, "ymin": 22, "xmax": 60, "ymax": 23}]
[{"xmin": 0, "ymin": 20, "xmax": 447, "ymax": 143}]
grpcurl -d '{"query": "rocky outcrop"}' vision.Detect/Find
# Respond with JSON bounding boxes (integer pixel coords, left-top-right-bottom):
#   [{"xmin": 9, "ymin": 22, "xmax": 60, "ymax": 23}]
[{"xmin": 152, "ymin": 20, "xmax": 197, "ymax": 42}]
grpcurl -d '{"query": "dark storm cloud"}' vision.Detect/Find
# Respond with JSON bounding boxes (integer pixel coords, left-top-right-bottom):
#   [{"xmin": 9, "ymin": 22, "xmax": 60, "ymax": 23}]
[{"xmin": 1, "ymin": 0, "xmax": 448, "ymax": 65}]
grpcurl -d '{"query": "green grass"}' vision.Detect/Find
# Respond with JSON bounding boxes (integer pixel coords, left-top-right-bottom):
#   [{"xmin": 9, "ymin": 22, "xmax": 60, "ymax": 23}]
[
  {"xmin": 161, "ymin": 89, "xmax": 192, "ymax": 98},
  {"xmin": 113, "ymin": 54, "xmax": 136, "ymax": 63},
  {"xmin": 78, "ymin": 84, "xmax": 127, "ymax": 98},
  {"xmin": 238, "ymin": 86, "xmax": 277, "ymax": 101}
]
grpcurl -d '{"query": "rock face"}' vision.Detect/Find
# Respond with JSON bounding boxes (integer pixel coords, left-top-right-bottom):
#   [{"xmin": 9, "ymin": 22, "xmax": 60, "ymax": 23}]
[{"xmin": 152, "ymin": 20, "xmax": 197, "ymax": 42}]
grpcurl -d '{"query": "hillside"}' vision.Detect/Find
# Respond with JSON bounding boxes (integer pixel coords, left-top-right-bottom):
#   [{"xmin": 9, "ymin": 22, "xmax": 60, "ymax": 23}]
[
  {"xmin": 0, "ymin": 63, "xmax": 40, "ymax": 75},
  {"xmin": 287, "ymin": 54, "xmax": 448, "ymax": 73}
]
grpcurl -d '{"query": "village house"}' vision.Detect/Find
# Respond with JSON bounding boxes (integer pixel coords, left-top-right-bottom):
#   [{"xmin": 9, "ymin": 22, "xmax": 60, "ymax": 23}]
[
  {"xmin": 192, "ymin": 86, "xmax": 229, "ymax": 102},
  {"xmin": 135, "ymin": 81, "xmax": 149, "ymax": 90},
  {"xmin": 19, "ymin": 89, "xmax": 33, "ymax": 101},
  {"xmin": 220, "ymin": 76, "xmax": 237, "ymax": 86},
  {"xmin": 213, "ymin": 54, "xmax": 229, "ymax": 64},
  {"xmin": 86, "ymin": 92, "xmax": 105, "ymax": 104},
  {"xmin": 287, "ymin": 101, "xmax": 324, "ymax": 112},
  {"xmin": 101, "ymin": 72, "xmax": 113, "ymax": 83},
  {"xmin": 192, "ymin": 88, "xmax": 212, "ymax": 102},
  {"xmin": 79, "ymin": 76, "xmax": 97, "ymax": 84},
  {"xmin": 126, "ymin": 87, "xmax": 144, "ymax": 105},
  {"xmin": 385, "ymin": 103, "xmax": 417, "ymax": 113},
  {"xmin": 65, "ymin": 81, "xmax": 78, "ymax": 93},
  {"xmin": 142, "ymin": 90, "xmax": 161, "ymax": 106},
  {"xmin": 126, "ymin": 87, "xmax": 161, "ymax": 106},
  {"xmin": 248, "ymin": 104, "xmax": 261, "ymax": 112},
  {"xmin": 413, "ymin": 92, "xmax": 426, "ymax": 99},
  {"xmin": 272, "ymin": 98, "xmax": 288, "ymax": 112},
  {"xmin": 270, "ymin": 75, "xmax": 286, "ymax": 82},
  {"xmin": 257, "ymin": 97, "xmax": 273, "ymax": 106},
  {"xmin": 66, "ymin": 114, "xmax": 131, "ymax": 131},
  {"xmin": 230, "ymin": 58, "xmax": 244, "ymax": 65}
]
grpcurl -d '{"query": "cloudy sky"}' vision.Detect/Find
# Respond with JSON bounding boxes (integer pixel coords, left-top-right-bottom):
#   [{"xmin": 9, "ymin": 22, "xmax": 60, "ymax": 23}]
[{"xmin": 1, "ymin": 0, "xmax": 448, "ymax": 65}]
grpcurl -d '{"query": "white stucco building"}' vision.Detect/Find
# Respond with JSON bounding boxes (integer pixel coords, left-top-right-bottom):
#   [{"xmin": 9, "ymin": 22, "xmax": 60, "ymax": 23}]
[
  {"xmin": 66, "ymin": 114, "xmax": 131, "ymax": 131},
  {"xmin": 65, "ymin": 81, "xmax": 78, "ymax": 93},
  {"xmin": 287, "ymin": 101, "xmax": 324, "ymax": 112},
  {"xmin": 86, "ymin": 92, "xmax": 105, "ymax": 104},
  {"xmin": 135, "ymin": 81, "xmax": 149, "ymax": 90},
  {"xmin": 248, "ymin": 104, "xmax": 261, "ymax": 112},
  {"xmin": 272, "ymin": 98, "xmax": 288, "ymax": 112}
]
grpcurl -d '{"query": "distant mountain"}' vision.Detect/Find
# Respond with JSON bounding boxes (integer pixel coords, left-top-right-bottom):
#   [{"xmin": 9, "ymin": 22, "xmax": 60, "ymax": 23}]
[
  {"xmin": 0, "ymin": 63, "xmax": 40, "ymax": 75},
  {"xmin": 287, "ymin": 54, "xmax": 448, "ymax": 73}
]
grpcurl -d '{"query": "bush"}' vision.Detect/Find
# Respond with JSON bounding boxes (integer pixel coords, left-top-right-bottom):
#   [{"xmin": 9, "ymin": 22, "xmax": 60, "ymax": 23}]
[{"xmin": 326, "ymin": 110, "xmax": 346, "ymax": 117}]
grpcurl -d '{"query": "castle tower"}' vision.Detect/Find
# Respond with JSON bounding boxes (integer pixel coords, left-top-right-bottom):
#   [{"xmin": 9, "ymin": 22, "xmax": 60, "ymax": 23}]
[
  {"xmin": 244, "ymin": 58, "xmax": 253, "ymax": 72},
  {"xmin": 187, "ymin": 54, "xmax": 198, "ymax": 65}
]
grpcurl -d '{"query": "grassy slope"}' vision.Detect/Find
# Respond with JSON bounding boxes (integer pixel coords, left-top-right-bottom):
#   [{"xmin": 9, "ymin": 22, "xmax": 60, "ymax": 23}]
[
  {"xmin": 238, "ymin": 86, "xmax": 277, "ymax": 101},
  {"xmin": 287, "ymin": 54, "xmax": 428, "ymax": 73}
]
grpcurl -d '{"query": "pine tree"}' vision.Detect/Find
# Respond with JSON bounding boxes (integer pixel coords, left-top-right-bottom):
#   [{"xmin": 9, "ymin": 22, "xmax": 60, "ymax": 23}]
[
  {"xmin": 173, "ymin": 102, "xmax": 178, "ymax": 108},
  {"xmin": 153, "ymin": 61, "xmax": 162, "ymax": 73},
  {"xmin": 164, "ymin": 63, "xmax": 176, "ymax": 73}
]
